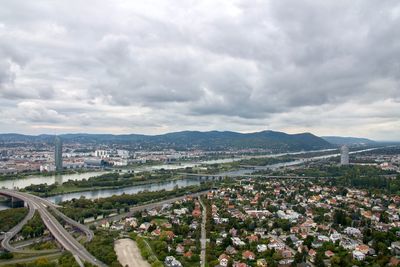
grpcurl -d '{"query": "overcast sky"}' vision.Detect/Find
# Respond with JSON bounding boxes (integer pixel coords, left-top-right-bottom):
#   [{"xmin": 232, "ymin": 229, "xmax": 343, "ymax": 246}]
[{"xmin": 0, "ymin": 1, "xmax": 399, "ymax": 140}]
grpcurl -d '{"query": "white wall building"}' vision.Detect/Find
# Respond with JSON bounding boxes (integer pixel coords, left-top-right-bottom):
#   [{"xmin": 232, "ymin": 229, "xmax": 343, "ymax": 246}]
[{"xmin": 341, "ymin": 145, "xmax": 349, "ymax": 165}]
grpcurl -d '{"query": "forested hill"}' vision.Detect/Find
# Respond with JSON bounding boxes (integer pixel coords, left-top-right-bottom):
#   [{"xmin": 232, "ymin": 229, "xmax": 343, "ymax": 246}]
[
  {"xmin": 0, "ymin": 130, "xmax": 333, "ymax": 151},
  {"xmin": 322, "ymin": 136, "xmax": 376, "ymax": 145}
]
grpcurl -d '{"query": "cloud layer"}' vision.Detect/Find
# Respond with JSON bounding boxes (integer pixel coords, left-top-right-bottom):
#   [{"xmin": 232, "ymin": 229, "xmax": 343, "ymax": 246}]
[{"xmin": 0, "ymin": 0, "xmax": 399, "ymax": 140}]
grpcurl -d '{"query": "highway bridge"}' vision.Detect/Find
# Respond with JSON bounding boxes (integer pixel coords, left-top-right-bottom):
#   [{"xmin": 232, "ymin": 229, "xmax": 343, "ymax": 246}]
[{"xmin": 0, "ymin": 189, "xmax": 105, "ymax": 267}]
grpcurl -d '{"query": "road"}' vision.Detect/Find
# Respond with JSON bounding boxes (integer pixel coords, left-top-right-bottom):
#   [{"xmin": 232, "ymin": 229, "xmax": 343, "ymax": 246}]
[
  {"xmin": 0, "ymin": 189, "xmax": 105, "ymax": 267},
  {"xmin": 17, "ymin": 191, "xmax": 94, "ymax": 242},
  {"xmin": 93, "ymin": 190, "xmax": 211, "ymax": 224},
  {"xmin": 1, "ymin": 192, "xmax": 36, "ymax": 253},
  {"xmin": 198, "ymin": 197, "xmax": 206, "ymax": 267},
  {"xmin": 180, "ymin": 173, "xmax": 332, "ymax": 179},
  {"xmin": 0, "ymin": 252, "xmax": 62, "ymax": 266},
  {"xmin": 11, "ymin": 236, "xmax": 53, "ymax": 249}
]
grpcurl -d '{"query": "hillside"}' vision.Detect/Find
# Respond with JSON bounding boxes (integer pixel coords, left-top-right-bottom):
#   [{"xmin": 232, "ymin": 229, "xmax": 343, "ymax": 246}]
[
  {"xmin": 322, "ymin": 136, "xmax": 376, "ymax": 145},
  {"xmin": 0, "ymin": 130, "xmax": 333, "ymax": 151}
]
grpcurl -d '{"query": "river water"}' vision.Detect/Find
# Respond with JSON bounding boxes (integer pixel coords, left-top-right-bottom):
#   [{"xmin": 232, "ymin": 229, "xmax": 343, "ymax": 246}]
[
  {"xmin": 46, "ymin": 178, "xmax": 201, "ymax": 204},
  {"xmin": 0, "ymin": 202, "xmax": 9, "ymax": 211},
  {"xmin": 0, "ymin": 171, "xmax": 106, "ymax": 190},
  {"xmin": 0, "ymin": 148, "xmax": 337, "ymax": 190},
  {"xmin": 0, "ymin": 147, "xmax": 383, "ymax": 206}
]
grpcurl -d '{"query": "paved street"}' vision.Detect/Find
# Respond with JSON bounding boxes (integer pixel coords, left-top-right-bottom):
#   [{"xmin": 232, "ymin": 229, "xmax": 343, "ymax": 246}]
[
  {"xmin": 199, "ymin": 197, "xmax": 207, "ymax": 267},
  {"xmin": 94, "ymin": 190, "xmax": 211, "ymax": 224},
  {"xmin": 0, "ymin": 189, "xmax": 105, "ymax": 267}
]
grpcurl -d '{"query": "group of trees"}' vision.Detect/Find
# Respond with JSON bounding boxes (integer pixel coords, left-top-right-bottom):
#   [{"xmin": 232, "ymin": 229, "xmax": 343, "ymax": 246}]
[
  {"xmin": 135, "ymin": 235, "xmax": 164, "ymax": 267},
  {"xmin": 23, "ymin": 171, "xmax": 182, "ymax": 196},
  {"xmin": 61, "ymin": 172, "xmax": 172, "ymax": 189},
  {"xmin": 0, "ymin": 207, "xmax": 28, "ymax": 232},
  {"xmin": 23, "ymin": 183, "xmax": 57, "ymax": 195},
  {"xmin": 286, "ymin": 164, "xmax": 400, "ymax": 195},
  {"xmin": 84, "ymin": 230, "xmax": 121, "ymax": 267},
  {"xmin": 236, "ymin": 156, "xmax": 295, "ymax": 167},
  {"xmin": 21, "ymin": 212, "xmax": 45, "ymax": 239},
  {"xmin": 60, "ymin": 183, "xmax": 213, "ymax": 221},
  {"xmin": 333, "ymin": 210, "xmax": 352, "ymax": 227}
]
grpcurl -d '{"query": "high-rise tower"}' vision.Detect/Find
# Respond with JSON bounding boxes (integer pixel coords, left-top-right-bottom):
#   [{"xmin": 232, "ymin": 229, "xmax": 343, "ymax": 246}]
[
  {"xmin": 340, "ymin": 145, "xmax": 349, "ymax": 165},
  {"xmin": 55, "ymin": 136, "xmax": 63, "ymax": 172}
]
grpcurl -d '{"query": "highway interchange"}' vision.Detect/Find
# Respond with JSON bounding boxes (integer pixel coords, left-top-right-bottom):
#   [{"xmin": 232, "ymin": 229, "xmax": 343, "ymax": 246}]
[
  {"xmin": 0, "ymin": 189, "xmax": 211, "ymax": 267},
  {"xmin": 0, "ymin": 189, "xmax": 106, "ymax": 267}
]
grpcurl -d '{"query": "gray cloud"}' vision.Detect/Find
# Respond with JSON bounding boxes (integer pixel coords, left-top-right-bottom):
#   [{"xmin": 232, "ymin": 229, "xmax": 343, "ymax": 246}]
[{"xmin": 0, "ymin": 0, "xmax": 399, "ymax": 140}]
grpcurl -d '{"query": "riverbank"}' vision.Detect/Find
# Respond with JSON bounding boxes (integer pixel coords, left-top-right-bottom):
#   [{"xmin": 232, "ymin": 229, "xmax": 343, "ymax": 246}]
[
  {"xmin": 26, "ymin": 175, "xmax": 192, "ymax": 197},
  {"xmin": 0, "ymin": 169, "xmax": 94, "ymax": 182},
  {"xmin": 1, "ymin": 147, "xmax": 385, "ymax": 204},
  {"xmin": 0, "ymin": 171, "xmax": 107, "ymax": 190},
  {"xmin": 46, "ymin": 177, "xmax": 203, "ymax": 204}
]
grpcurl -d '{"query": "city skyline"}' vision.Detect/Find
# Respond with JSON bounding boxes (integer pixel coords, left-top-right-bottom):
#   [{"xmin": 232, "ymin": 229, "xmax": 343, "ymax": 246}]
[{"xmin": 0, "ymin": 1, "xmax": 399, "ymax": 140}]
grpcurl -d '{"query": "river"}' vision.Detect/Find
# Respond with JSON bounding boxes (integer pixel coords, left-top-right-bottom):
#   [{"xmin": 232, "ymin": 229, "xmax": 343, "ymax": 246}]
[
  {"xmin": 0, "ymin": 148, "xmax": 337, "ymax": 189},
  {"xmin": 0, "ymin": 202, "xmax": 9, "ymax": 211},
  {"xmin": 0, "ymin": 147, "xmax": 385, "ymax": 206},
  {"xmin": 0, "ymin": 171, "xmax": 106, "ymax": 190},
  {"xmin": 46, "ymin": 177, "xmax": 201, "ymax": 204}
]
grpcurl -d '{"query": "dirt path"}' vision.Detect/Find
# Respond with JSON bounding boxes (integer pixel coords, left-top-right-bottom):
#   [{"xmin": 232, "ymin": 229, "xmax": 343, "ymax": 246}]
[{"xmin": 114, "ymin": 238, "xmax": 150, "ymax": 267}]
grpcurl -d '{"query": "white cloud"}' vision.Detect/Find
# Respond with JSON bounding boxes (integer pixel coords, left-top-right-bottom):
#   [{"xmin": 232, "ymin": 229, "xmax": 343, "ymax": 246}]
[{"xmin": 0, "ymin": 0, "xmax": 399, "ymax": 140}]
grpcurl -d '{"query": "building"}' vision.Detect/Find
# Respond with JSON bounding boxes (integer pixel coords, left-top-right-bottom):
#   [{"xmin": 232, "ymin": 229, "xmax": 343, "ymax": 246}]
[
  {"xmin": 55, "ymin": 136, "xmax": 63, "ymax": 172},
  {"xmin": 84, "ymin": 159, "xmax": 105, "ymax": 168},
  {"xmin": 352, "ymin": 250, "xmax": 366, "ymax": 261},
  {"xmin": 95, "ymin": 150, "xmax": 110, "ymax": 158},
  {"xmin": 340, "ymin": 145, "xmax": 349, "ymax": 165},
  {"xmin": 117, "ymin": 149, "xmax": 130, "ymax": 158},
  {"xmin": 164, "ymin": 256, "xmax": 182, "ymax": 267}
]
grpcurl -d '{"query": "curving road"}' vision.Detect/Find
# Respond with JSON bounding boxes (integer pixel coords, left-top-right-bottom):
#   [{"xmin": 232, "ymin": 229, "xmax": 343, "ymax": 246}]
[
  {"xmin": 0, "ymin": 189, "xmax": 105, "ymax": 267},
  {"xmin": 1, "ymin": 198, "xmax": 36, "ymax": 253},
  {"xmin": 15, "ymin": 191, "xmax": 94, "ymax": 242}
]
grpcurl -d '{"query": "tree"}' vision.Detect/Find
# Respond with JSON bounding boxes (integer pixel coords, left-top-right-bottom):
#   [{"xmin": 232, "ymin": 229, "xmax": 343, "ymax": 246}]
[
  {"xmin": 315, "ymin": 251, "xmax": 325, "ymax": 267},
  {"xmin": 333, "ymin": 210, "xmax": 350, "ymax": 226},
  {"xmin": 0, "ymin": 252, "xmax": 13, "ymax": 260},
  {"xmin": 304, "ymin": 235, "xmax": 314, "ymax": 249},
  {"xmin": 22, "ymin": 225, "xmax": 33, "ymax": 238}
]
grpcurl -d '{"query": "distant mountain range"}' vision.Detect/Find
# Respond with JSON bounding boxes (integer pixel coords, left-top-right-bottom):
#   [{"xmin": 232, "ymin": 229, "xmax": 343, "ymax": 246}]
[
  {"xmin": 321, "ymin": 136, "xmax": 376, "ymax": 145},
  {"xmin": 0, "ymin": 130, "xmax": 334, "ymax": 151}
]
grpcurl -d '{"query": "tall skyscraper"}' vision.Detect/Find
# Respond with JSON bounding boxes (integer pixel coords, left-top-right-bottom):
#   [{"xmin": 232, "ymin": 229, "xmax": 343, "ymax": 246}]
[
  {"xmin": 340, "ymin": 145, "xmax": 349, "ymax": 165},
  {"xmin": 55, "ymin": 136, "xmax": 63, "ymax": 172}
]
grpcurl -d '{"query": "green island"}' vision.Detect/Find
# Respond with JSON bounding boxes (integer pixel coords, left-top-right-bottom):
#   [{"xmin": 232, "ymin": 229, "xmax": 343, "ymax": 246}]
[{"xmin": 21, "ymin": 170, "xmax": 188, "ymax": 197}]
